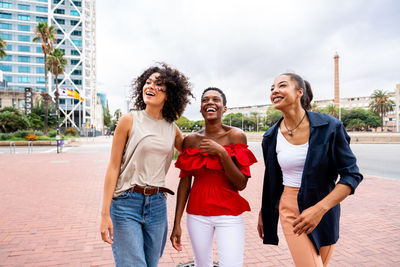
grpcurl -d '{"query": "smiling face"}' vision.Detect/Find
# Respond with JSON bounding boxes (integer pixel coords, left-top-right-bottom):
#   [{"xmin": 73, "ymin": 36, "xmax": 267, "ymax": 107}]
[
  {"xmin": 200, "ymin": 90, "xmax": 227, "ymax": 121},
  {"xmin": 142, "ymin": 72, "xmax": 167, "ymax": 107},
  {"xmin": 270, "ymin": 75, "xmax": 303, "ymax": 111}
]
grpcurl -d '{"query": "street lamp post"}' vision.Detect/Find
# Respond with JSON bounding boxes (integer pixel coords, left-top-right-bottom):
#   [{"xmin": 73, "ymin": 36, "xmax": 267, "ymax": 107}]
[
  {"xmin": 241, "ymin": 114, "xmax": 244, "ymax": 130},
  {"xmin": 256, "ymin": 114, "xmax": 259, "ymax": 132},
  {"xmin": 55, "ymin": 90, "xmax": 61, "ymax": 153}
]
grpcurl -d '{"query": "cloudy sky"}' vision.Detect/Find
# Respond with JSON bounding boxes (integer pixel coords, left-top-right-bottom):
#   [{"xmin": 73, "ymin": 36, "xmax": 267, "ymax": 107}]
[{"xmin": 96, "ymin": 0, "xmax": 400, "ymax": 120}]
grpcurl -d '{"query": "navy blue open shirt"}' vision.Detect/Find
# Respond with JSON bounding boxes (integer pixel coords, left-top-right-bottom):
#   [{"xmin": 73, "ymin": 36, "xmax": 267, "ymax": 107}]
[{"xmin": 261, "ymin": 110, "xmax": 363, "ymax": 253}]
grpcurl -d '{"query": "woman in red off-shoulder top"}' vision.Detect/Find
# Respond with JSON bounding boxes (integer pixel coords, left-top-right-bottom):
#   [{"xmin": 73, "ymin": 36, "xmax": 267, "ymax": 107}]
[{"xmin": 170, "ymin": 87, "xmax": 257, "ymax": 267}]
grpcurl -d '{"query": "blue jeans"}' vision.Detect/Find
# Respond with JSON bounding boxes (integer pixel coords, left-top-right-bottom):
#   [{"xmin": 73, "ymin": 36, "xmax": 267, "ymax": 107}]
[{"xmin": 110, "ymin": 190, "xmax": 168, "ymax": 267}]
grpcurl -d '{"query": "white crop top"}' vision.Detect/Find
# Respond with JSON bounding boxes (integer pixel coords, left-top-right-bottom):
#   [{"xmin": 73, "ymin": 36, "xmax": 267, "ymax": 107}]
[{"xmin": 276, "ymin": 129, "xmax": 309, "ymax": 188}]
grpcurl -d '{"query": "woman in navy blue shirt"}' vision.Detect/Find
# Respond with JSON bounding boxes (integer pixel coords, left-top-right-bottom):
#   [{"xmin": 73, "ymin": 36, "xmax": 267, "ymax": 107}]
[{"xmin": 257, "ymin": 73, "xmax": 363, "ymax": 267}]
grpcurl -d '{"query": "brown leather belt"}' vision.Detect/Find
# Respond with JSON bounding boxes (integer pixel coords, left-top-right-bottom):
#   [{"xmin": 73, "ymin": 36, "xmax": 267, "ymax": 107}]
[{"xmin": 129, "ymin": 185, "xmax": 175, "ymax": 196}]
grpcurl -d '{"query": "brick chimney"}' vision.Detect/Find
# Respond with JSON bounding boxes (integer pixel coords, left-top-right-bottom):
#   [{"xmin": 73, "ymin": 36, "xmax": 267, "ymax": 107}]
[{"xmin": 334, "ymin": 53, "xmax": 340, "ymax": 107}]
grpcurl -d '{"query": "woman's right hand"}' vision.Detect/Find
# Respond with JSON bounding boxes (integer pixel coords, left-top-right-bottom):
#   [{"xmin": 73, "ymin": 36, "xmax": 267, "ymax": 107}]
[
  {"xmin": 170, "ymin": 225, "xmax": 183, "ymax": 251},
  {"xmin": 100, "ymin": 214, "xmax": 114, "ymax": 244},
  {"xmin": 257, "ymin": 210, "xmax": 264, "ymax": 239}
]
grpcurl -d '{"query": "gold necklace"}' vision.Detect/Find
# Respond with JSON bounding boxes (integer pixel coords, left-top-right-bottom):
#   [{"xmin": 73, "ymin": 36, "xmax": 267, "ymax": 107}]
[{"xmin": 283, "ymin": 112, "xmax": 306, "ymax": 137}]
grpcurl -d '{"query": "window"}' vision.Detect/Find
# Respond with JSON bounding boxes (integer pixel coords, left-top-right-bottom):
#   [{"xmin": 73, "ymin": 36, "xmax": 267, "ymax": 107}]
[
  {"xmin": 56, "ymin": 38, "xmax": 63, "ymax": 44},
  {"xmin": 70, "ymin": 10, "xmax": 79, "ymax": 16},
  {"xmin": 18, "ymin": 14, "xmax": 31, "ymax": 21},
  {"xmin": 4, "ymin": 75, "xmax": 12, "ymax": 82},
  {"xmin": 36, "ymin": 47, "xmax": 42, "ymax": 53},
  {"xmin": 18, "ymin": 66, "xmax": 30, "ymax": 73},
  {"xmin": 73, "ymin": 1, "xmax": 82, "ymax": 7},
  {"xmin": 0, "ymin": 12, "xmax": 12, "ymax": 19},
  {"xmin": 1, "ymin": 55, "xmax": 12, "ymax": 61},
  {"xmin": 18, "ymin": 99, "xmax": 25, "ymax": 109},
  {"xmin": 12, "ymin": 98, "xmax": 16, "ymax": 108},
  {"xmin": 36, "ymin": 77, "xmax": 45, "ymax": 84},
  {"xmin": 72, "ymin": 40, "xmax": 82, "ymax": 46},
  {"xmin": 18, "ymin": 35, "xmax": 30, "ymax": 42},
  {"xmin": 0, "ymin": 2, "xmax": 12, "ymax": 8},
  {"xmin": 54, "ymin": 0, "xmax": 64, "ymax": 4},
  {"xmin": 55, "ymin": 18, "xmax": 65, "ymax": 25},
  {"xmin": 36, "ymin": 6, "xmax": 48, "ymax": 12},
  {"xmin": 36, "ymin": 67, "xmax": 45, "ymax": 73},
  {"xmin": 18, "ymin": 45, "xmax": 31, "ymax": 52},
  {"xmin": 18, "ymin": 24, "xmax": 30, "ymax": 31},
  {"xmin": 54, "ymin": 9, "xmax": 65, "ymax": 14},
  {"xmin": 0, "ymin": 23, "xmax": 12, "ymax": 29},
  {"xmin": 0, "ymin": 99, "xmax": 2, "ymax": 108},
  {"xmin": 18, "ymin": 4, "xmax": 30, "ymax": 10},
  {"xmin": 36, "ymin": 57, "xmax": 44, "ymax": 63},
  {"xmin": 0, "ymin": 65, "xmax": 12, "ymax": 72},
  {"xmin": 70, "ymin": 59, "xmax": 79, "ymax": 65},
  {"xmin": 6, "ymin": 44, "xmax": 11, "ymax": 50},
  {"xmin": 57, "ymin": 29, "xmax": 63, "ymax": 34},
  {"xmin": 73, "ymin": 79, "xmax": 82, "ymax": 85},
  {"xmin": 70, "ymin": 20, "xmax": 79, "ymax": 26},
  {"xmin": 72, "ymin": 69, "xmax": 82, "ymax": 75},
  {"xmin": 71, "ymin": 49, "xmax": 79, "ymax": 55},
  {"xmin": 18, "ymin": 56, "xmax": 30, "ymax": 62},
  {"xmin": 18, "ymin": 76, "xmax": 31, "ymax": 83},
  {"xmin": 37, "ymin": 0, "xmax": 47, "ymax": 2},
  {"xmin": 71, "ymin": 30, "xmax": 81, "ymax": 36},
  {"xmin": 0, "ymin": 33, "xmax": 12, "ymax": 40},
  {"xmin": 36, "ymin": 16, "xmax": 48, "ymax": 22}
]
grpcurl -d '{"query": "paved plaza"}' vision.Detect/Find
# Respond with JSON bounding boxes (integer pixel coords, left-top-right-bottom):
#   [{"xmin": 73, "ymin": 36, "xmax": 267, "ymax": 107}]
[{"xmin": 0, "ymin": 138, "xmax": 399, "ymax": 266}]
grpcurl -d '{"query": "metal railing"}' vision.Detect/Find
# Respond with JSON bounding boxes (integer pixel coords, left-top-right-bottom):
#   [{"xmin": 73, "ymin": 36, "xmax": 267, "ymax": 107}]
[
  {"xmin": 27, "ymin": 141, "xmax": 33, "ymax": 154},
  {"xmin": 9, "ymin": 141, "xmax": 16, "ymax": 154}
]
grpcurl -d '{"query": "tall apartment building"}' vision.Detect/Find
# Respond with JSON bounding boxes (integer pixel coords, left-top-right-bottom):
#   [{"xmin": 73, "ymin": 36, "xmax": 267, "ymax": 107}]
[{"xmin": 0, "ymin": 0, "xmax": 98, "ymax": 132}]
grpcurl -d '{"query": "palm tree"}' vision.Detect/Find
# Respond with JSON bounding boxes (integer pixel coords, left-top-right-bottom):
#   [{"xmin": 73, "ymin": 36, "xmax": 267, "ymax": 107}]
[
  {"xmin": 47, "ymin": 48, "xmax": 67, "ymax": 138},
  {"xmin": 369, "ymin": 89, "xmax": 395, "ymax": 131},
  {"xmin": 33, "ymin": 21, "xmax": 56, "ymax": 135},
  {"xmin": 325, "ymin": 104, "xmax": 339, "ymax": 118},
  {"xmin": 114, "ymin": 109, "xmax": 122, "ymax": 122},
  {"xmin": 0, "ymin": 38, "xmax": 7, "ymax": 59}
]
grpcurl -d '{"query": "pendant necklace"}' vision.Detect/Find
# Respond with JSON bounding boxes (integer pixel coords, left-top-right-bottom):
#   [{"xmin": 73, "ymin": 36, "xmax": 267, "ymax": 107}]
[{"xmin": 283, "ymin": 112, "xmax": 306, "ymax": 137}]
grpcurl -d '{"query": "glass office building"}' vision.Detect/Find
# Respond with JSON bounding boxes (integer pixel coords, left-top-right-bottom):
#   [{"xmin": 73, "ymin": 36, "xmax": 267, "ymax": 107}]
[{"xmin": 0, "ymin": 0, "xmax": 97, "ymax": 130}]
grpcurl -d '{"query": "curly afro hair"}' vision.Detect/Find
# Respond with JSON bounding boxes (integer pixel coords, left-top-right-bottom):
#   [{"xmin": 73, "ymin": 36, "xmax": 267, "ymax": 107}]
[{"xmin": 131, "ymin": 62, "xmax": 194, "ymax": 123}]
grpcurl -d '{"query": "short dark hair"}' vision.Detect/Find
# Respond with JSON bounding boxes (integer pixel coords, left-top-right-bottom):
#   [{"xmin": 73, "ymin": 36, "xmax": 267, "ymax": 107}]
[
  {"xmin": 131, "ymin": 62, "xmax": 194, "ymax": 122},
  {"xmin": 281, "ymin": 73, "xmax": 313, "ymax": 110},
  {"xmin": 201, "ymin": 87, "xmax": 227, "ymax": 106}
]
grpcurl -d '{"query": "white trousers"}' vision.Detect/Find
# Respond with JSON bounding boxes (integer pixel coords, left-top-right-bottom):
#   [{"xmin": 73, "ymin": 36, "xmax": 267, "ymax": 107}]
[{"xmin": 186, "ymin": 214, "xmax": 245, "ymax": 267}]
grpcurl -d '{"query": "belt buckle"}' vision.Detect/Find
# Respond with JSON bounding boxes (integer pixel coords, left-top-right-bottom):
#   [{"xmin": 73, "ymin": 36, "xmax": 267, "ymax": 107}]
[{"xmin": 143, "ymin": 186, "xmax": 153, "ymax": 196}]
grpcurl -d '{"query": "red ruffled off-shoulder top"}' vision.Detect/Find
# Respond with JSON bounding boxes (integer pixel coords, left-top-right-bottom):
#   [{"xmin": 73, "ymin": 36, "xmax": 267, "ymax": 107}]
[{"xmin": 175, "ymin": 143, "xmax": 257, "ymax": 216}]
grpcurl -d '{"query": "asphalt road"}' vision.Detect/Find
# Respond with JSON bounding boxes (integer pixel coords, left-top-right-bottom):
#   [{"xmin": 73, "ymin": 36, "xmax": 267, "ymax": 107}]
[{"xmin": 1, "ymin": 138, "xmax": 398, "ymax": 180}]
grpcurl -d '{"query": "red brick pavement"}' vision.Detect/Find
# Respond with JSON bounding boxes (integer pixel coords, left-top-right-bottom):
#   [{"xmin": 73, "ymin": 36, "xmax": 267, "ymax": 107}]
[{"xmin": 0, "ymin": 149, "xmax": 399, "ymax": 266}]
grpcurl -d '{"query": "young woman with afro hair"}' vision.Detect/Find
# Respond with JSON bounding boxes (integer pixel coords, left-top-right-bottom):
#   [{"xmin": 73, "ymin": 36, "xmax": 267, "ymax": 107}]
[{"xmin": 100, "ymin": 63, "xmax": 193, "ymax": 267}]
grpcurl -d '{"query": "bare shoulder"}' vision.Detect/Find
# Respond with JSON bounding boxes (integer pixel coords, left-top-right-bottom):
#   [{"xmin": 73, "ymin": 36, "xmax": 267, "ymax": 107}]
[
  {"xmin": 114, "ymin": 113, "xmax": 133, "ymax": 138},
  {"xmin": 226, "ymin": 126, "xmax": 247, "ymax": 144},
  {"xmin": 182, "ymin": 131, "xmax": 202, "ymax": 149},
  {"xmin": 118, "ymin": 113, "xmax": 133, "ymax": 130}
]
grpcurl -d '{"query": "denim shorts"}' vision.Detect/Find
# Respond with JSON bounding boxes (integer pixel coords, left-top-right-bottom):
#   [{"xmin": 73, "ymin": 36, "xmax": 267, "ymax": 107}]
[{"xmin": 110, "ymin": 190, "xmax": 168, "ymax": 267}]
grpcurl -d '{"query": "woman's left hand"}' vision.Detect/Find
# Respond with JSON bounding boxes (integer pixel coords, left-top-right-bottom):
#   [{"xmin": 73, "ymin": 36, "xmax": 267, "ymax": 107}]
[
  {"xmin": 199, "ymin": 138, "xmax": 225, "ymax": 156},
  {"xmin": 292, "ymin": 204, "xmax": 326, "ymax": 235}
]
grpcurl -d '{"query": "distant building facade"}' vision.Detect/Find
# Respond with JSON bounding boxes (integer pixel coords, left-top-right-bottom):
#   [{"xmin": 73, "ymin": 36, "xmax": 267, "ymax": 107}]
[{"xmin": 226, "ymin": 85, "xmax": 400, "ymax": 132}]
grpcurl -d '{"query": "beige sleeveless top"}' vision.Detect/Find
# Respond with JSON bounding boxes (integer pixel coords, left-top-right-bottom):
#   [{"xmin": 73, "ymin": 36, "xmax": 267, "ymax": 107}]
[{"xmin": 113, "ymin": 110, "xmax": 176, "ymax": 197}]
